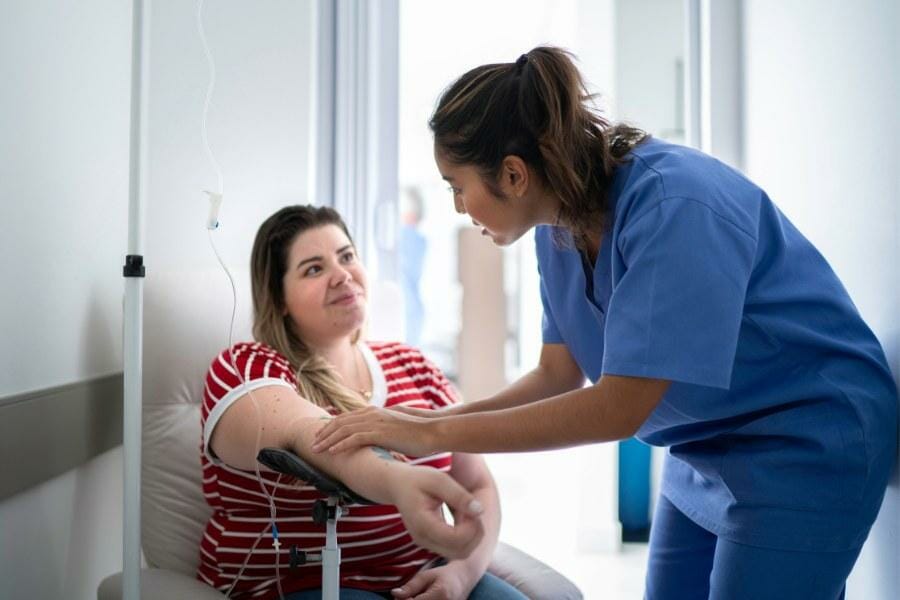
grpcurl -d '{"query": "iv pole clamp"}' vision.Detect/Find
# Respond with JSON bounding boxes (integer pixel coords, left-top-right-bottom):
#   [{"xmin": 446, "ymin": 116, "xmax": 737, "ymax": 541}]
[
  {"xmin": 257, "ymin": 448, "xmax": 375, "ymax": 600},
  {"xmin": 123, "ymin": 255, "xmax": 146, "ymax": 278}
]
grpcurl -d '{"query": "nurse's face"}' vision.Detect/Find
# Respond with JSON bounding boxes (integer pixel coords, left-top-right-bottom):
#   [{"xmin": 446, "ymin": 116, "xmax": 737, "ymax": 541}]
[
  {"xmin": 282, "ymin": 224, "xmax": 368, "ymax": 348},
  {"xmin": 434, "ymin": 146, "xmax": 552, "ymax": 247}
]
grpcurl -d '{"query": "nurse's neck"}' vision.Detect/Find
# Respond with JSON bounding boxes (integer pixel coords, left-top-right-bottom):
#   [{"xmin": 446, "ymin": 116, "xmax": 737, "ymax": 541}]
[
  {"xmin": 582, "ymin": 233, "xmax": 602, "ymax": 265},
  {"xmin": 534, "ymin": 181, "xmax": 601, "ymax": 261},
  {"xmin": 555, "ymin": 211, "xmax": 602, "ymax": 264},
  {"xmin": 557, "ymin": 211, "xmax": 603, "ymax": 264}
]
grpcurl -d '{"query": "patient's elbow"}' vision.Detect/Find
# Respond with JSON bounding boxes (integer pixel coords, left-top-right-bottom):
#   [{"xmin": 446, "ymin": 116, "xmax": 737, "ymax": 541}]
[{"xmin": 209, "ymin": 430, "xmax": 261, "ymax": 472}]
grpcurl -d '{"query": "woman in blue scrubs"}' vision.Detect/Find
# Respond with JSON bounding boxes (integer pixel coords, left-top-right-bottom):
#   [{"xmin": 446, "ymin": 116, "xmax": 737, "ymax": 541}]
[{"xmin": 314, "ymin": 47, "xmax": 898, "ymax": 599}]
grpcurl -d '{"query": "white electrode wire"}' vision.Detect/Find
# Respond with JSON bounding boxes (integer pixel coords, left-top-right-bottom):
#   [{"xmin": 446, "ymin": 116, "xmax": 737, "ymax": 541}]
[
  {"xmin": 208, "ymin": 231, "xmax": 285, "ymax": 600},
  {"xmin": 198, "ymin": 0, "xmax": 224, "ymax": 196},
  {"xmin": 198, "ymin": 2, "xmax": 284, "ymax": 598}
]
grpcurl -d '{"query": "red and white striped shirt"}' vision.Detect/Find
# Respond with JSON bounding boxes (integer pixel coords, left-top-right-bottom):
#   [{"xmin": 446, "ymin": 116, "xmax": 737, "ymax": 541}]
[{"xmin": 197, "ymin": 340, "xmax": 459, "ymax": 599}]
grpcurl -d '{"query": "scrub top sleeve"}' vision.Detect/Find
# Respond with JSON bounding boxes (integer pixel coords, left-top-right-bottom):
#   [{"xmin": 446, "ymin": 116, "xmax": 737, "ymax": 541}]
[
  {"xmin": 538, "ymin": 260, "xmax": 565, "ymax": 344},
  {"xmin": 602, "ymin": 198, "xmax": 756, "ymax": 389}
]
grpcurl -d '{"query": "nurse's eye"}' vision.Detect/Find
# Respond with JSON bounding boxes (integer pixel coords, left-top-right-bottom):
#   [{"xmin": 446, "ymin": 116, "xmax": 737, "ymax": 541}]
[{"xmin": 447, "ymin": 185, "xmax": 462, "ymax": 196}]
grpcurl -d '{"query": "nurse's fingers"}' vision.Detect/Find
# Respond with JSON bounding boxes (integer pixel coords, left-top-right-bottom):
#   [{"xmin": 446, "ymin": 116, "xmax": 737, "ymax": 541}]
[
  {"xmin": 313, "ymin": 406, "xmax": 433, "ymax": 456},
  {"xmin": 313, "ymin": 409, "xmax": 372, "ymax": 450},
  {"xmin": 311, "ymin": 424, "xmax": 372, "ymax": 454},
  {"xmin": 388, "ymin": 405, "xmax": 437, "ymax": 418}
]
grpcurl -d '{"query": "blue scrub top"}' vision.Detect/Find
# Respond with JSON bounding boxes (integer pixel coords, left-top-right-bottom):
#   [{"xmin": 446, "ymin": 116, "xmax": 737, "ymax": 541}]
[{"xmin": 537, "ymin": 138, "xmax": 898, "ymax": 551}]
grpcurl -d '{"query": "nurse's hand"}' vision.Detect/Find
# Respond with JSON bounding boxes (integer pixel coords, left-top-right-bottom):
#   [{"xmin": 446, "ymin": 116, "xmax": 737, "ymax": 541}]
[
  {"xmin": 390, "ymin": 404, "xmax": 460, "ymax": 418},
  {"xmin": 391, "ymin": 467, "xmax": 485, "ymax": 560},
  {"xmin": 312, "ymin": 405, "xmax": 439, "ymax": 457}
]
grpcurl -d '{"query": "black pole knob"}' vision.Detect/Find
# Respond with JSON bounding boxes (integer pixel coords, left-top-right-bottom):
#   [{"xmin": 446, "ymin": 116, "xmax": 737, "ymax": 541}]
[
  {"xmin": 290, "ymin": 545, "xmax": 307, "ymax": 569},
  {"xmin": 313, "ymin": 499, "xmax": 334, "ymax": 525}
]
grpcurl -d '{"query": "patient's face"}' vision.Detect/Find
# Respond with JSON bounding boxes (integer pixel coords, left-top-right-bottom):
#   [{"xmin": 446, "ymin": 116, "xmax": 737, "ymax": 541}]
[{"xmin": 282, "ymin": 224, "xmax": 368, "ymax": 347}]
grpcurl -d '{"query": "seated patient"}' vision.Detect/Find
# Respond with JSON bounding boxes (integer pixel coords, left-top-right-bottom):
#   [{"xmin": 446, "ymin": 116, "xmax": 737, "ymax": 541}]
[{"xmin": 198, "ymin": 205, "xmax": 525, "ymax": 600}]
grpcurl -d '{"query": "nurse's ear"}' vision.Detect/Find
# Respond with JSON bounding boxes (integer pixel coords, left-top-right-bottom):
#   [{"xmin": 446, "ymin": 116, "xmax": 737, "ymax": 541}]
[{"xmin": 500, "ymin": 155, "xmax": 530, "ymax": 198}]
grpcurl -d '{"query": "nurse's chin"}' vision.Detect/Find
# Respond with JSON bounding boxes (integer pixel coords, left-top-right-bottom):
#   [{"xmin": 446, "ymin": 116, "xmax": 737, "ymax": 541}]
[{"xmin": 485, "ymin": 229, "xmax": 527, "ymax": 248}]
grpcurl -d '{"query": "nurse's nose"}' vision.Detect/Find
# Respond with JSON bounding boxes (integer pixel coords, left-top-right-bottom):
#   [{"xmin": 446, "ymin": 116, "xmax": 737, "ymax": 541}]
[{"xmin": 454, "ymin": 196, "xmax": 465, "ymax": 214}]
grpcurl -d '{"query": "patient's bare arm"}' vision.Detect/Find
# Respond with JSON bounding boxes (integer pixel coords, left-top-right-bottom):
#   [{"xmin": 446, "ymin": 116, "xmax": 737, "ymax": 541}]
[{"xmin": 209, "ymin": 385, "xmax": 485, "ymax": 558}]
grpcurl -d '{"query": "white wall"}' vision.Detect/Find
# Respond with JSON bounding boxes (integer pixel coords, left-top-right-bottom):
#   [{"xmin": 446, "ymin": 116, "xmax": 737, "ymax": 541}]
[
  {"xmin": 0, "ymin": 1, "xmax": 315, "ymax": 597},
  {"xmin": 0, "ymin": 0, "xmax": 132, "ymax": 399},
  {"xmin": 0, "ymin": 447, "xmax": 125, "ymax": 600},
  {"xmin": 0, "ymin": 1, "xmax": 130, "ymax": 595},
  {"xmin": 743, "ymin": 1, "xmax": 899, "ymax": 597},
  {"xmin": 147, "ymin": 0, "xmax": 316, "ymax": 275},
  {"xmin": 614, "ymin": 0, "xmax": 685, "ymax": 142}
]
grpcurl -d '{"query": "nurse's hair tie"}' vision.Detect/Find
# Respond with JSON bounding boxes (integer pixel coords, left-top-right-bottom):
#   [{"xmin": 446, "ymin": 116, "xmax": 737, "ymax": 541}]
[{"xmin": 515, "ymin": 53, "xmax": 529, "ymax": 73}]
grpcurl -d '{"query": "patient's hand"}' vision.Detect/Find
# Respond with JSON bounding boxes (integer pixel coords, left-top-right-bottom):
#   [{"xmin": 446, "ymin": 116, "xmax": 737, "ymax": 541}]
[
  {"xmin": 390, "ymin": 561, "xmax": 475, "ymax": 600},
  {"xmin": 390, "ymin": 467, "xmax": 485, "ymax": 560}
]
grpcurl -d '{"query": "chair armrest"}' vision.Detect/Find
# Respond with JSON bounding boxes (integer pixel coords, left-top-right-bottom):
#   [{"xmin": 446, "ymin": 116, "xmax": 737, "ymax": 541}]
[
  {"xmin": 488, "ymin": 541, "xmax": 583, "ymax": 600},
  {"xmin": 257, "ymin": 447, "xmax": 374, "ymax": 505},
  {"xmin": 97, "ymin": 568, "xmax": 226, "ymax": 600}
]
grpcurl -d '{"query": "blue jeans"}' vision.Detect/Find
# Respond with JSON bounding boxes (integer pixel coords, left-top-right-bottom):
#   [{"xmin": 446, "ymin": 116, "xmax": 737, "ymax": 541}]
[
  {"xmin": 284, "ymin": 591, "xmax": 389, "ymax": 600},
  {"xmin": 645, "ymin": 495, "xmax": 864, "ymax": 600},
  {"xmin": 284, "ymin": 567, "xmax": 526, "ymax": 600}
]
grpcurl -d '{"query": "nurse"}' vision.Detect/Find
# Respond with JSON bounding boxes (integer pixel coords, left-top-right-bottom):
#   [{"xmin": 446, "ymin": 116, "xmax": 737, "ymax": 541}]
[{"xmin": 314, "ymin": 47, "xmax": 898, "ymax": 599}]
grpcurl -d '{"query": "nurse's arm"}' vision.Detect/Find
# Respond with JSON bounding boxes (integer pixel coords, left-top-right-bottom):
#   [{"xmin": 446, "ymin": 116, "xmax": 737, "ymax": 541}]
[
  {"xmin": 438, "ymin": 343, "xmax": 586, "ymax": 417},
  {"xmin": 431, "ymin": 374, "xmax": 670, "ymax": 453}
]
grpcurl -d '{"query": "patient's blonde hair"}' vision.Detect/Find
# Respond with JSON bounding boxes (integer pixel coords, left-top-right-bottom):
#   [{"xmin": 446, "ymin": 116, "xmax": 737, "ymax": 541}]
[{"xmin": 250, "ymin": 205, "xmax": 368, "ymax": 414}]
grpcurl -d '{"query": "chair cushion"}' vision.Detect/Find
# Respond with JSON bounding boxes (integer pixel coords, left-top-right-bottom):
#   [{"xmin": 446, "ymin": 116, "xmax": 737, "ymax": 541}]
[
  {"xmin": 489, "ymin": 542, "xmax": 583, "ymax": 600},
  {"xmin": 141, "ymin": 268, "xmax": 253, "ymax": 574},
  {"xmin": 98, "ymin": 568, "xmax": 226, "ymax": 600}
]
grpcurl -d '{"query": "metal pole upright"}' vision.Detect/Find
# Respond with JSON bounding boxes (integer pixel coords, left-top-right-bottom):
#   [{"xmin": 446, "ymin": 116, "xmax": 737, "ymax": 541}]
[{"xmin": 123, "ymin": 0, "xmax": 151, "ymax": 598}]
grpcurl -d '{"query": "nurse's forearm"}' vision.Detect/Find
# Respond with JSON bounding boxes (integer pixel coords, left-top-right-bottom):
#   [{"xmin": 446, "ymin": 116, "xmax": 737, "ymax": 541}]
[
  {"xmin": 454, "ymin": 364, "xmax": 584, "ymax": 416},
  {"xmin": 433, "ymin": 375, "xmax": 669, "ymax": 453}
]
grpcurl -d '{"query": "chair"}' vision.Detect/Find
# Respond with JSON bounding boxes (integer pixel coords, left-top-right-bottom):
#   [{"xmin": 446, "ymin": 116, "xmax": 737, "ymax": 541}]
[{"xmin": 98, "ymin": 267, "xmax": 583, "ymax": 599}]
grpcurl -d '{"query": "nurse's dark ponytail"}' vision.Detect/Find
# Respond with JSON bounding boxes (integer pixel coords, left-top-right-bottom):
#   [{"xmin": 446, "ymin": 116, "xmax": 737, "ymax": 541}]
[{"xmin": 430, "ymin": 46, "xmax": 647, "ymax": 245}]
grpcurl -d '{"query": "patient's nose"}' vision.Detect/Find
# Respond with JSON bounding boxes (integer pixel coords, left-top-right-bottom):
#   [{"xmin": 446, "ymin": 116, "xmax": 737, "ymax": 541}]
[{"xmin": 331, "ymin": 266, "xmax": 352, "ymax": 286}]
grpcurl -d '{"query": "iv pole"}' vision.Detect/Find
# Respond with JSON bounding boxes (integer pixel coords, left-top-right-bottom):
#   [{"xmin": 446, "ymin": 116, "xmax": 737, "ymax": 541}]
[{"xmin": 122, "ymin": 1, "xmax": 151, "ymax": 599}]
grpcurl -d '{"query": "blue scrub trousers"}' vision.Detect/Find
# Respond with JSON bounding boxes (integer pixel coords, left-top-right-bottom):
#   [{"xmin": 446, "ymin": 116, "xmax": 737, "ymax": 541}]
[{"xmin": 645, "ymin": 496, "xmax": 863, "ymax": 600}]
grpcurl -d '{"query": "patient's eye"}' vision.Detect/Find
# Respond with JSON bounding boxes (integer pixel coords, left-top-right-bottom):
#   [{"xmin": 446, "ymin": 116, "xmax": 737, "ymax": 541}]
[
  {"xmin": 304, "ymin": 264, "xmax": 322, "ymax": 276},
  {"xmin": 340, "ymin": 250, "xmax": 356, "ymax": 264}
]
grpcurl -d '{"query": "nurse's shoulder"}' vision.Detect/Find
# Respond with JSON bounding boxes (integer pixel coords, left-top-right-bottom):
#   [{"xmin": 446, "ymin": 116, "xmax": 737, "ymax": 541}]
[{"xmin": 614, "ymin": 138, "xmax": 762, "ymax": 240}]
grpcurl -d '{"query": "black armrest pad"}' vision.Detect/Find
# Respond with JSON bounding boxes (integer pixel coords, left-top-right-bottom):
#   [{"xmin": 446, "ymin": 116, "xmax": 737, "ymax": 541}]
[{"xmin": 257, "ymin": 447, "xmax": 375, "ymax": 505}]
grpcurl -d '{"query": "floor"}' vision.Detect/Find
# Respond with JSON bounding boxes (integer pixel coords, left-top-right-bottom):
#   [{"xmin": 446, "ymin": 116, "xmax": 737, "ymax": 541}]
[
  {"xmin": 484, "ymin": 448, "xmax": 649, "ymax": 599},
  {"xmin": 558, "ymin": 543, "xmax": 648, "ymax": 599}
]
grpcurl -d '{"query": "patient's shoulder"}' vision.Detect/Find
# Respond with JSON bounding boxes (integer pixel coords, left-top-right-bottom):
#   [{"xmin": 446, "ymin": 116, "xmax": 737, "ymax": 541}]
[{"xmin": 207, "ymin": 341, "xmax": 296, "ymax": 393}]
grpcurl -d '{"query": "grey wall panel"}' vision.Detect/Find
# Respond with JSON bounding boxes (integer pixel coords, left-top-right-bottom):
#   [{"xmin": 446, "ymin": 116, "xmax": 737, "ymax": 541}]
[{"xmin": 0, "ymin": 374, "xmax": 122, "ymax": 500}]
